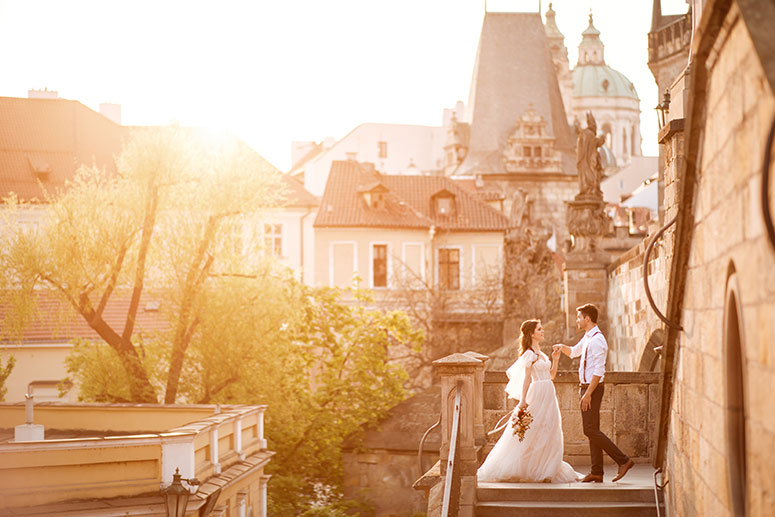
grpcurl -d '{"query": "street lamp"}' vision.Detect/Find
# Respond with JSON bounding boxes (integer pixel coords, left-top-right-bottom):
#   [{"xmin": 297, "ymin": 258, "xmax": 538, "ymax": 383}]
[
  {"xmin": 656, "ymin": 88, "xmax": 671, "ymax": 130},
  {"xmin": 164, "ymin": 468, "xmax": 200, "ymax": 517}
]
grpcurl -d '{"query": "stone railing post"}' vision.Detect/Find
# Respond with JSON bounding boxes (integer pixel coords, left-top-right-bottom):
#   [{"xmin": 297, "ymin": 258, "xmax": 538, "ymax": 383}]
[
  {"xmin": 463, "ymin": 351, "xmax": 489, "ymax": 447},
  {"xmin": 432, "ymin": 352, "xmax": 487, "ymax": 517}
]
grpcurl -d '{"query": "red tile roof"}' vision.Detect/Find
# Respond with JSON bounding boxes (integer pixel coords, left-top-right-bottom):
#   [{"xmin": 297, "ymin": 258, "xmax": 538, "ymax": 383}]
[
  {"xmin": 0, "ymin": 96, "xmax": 126, "ymax": 202},
  {"xmin": 314, "ymin": 161, "xmax": 508, "ymax": 231},
  {"xmin": 0, "ymin": 290, "xmax": 169, "ymax": 344}
]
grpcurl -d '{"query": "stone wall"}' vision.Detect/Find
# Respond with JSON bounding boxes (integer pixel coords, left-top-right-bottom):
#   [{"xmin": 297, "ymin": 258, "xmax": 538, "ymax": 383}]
[
  {"xmin": 483, "ymin": 370, "xmax": 661, "ymax": 465},
  {"xmin": 664, "ymin": 3, "xmax": 775, "ymax": 516},
  {"xmin": 605, "ymin": 236, "xmax": 670, "ymax": 371},
  {"xmin": 344, "ymin": 449, "xmax": 437, "ymax": 515}
]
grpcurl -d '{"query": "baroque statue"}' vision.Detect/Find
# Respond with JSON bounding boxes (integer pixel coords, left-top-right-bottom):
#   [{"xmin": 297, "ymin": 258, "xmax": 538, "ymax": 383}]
[{"xmin": 576, "ymin": 112, "xmax": 606, "ymax": 199}]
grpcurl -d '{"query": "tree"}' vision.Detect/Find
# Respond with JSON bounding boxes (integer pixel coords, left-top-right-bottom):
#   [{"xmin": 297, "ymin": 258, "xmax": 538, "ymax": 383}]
[
  {"xmin": 63, "ymin": 276, "xmax": 419, "ymax": 514},
  {"xmin": 0, "ymin": 128, "xmax": 283, "ymax": 403},
  {"xmin": 0, "ymin": 355, "xmax": 15, "ymax": 401},
  {"xmin": 386, "ymin": 256, "xmax": 504, "ymax": 391}
]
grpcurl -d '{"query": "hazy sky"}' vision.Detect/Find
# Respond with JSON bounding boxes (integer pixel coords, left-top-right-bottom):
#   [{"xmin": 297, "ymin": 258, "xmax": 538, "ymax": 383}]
[{"xmin": 0, "ymin": 0, "xmax": 689, "ymax": 171}]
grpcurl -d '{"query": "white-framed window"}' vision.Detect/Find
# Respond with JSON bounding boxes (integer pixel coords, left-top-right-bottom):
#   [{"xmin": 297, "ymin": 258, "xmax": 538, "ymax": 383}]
[
  {"xmin": 437, "ymin": 246, "xmax": 462, "ymax": 290},
  {"xmin": 329, "ymin": 241, "xmax": 358, "ymax": 288},
  {"xmin": 370, "ymin": 242, "xmax": 390, "ymax": 288},
  {"xmin": 263, "ymin": 223, "xmax": 283, "ymax": 257},
  {"xmin": 378, "ymin": 141, "xmax": 388, "ymax": 158}
]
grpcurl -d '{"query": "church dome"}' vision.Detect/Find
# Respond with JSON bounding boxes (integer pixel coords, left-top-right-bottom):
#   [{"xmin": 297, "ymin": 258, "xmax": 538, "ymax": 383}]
[{"xmin": 572, "ymin": 64, "xmax": 639, "ymax": 100}]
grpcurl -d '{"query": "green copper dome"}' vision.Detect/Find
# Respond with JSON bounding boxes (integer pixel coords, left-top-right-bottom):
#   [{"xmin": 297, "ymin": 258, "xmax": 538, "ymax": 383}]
[{"xmin": 572, "ymin": 64, "xmax": 639, "ymax": 100}]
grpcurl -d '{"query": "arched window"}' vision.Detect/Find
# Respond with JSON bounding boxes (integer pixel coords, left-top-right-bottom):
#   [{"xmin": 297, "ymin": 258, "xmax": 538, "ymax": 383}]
[
  {"xmin": 631, "ymin": 125, "xmax": 638, "ymax": 156},
  {"xmin": 622, "ymin": 128, "xmax": 628, "ymax": 157},
  {"xmin": 602, "ymin": 123, "xmax": 613, "ymax": 149},
  {"xmin": 724, "ymin": 268, "xmax": 747, "ymax": 516}
]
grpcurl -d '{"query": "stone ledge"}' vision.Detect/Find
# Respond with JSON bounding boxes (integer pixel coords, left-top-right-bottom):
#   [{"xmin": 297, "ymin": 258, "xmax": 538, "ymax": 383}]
[
  {"xmin": 658, "ymin": 118, "xmax": 685, "ymax": 144},
  {"xmin": 484, "ymin": 370, "xmax": 661, "ymax": 385}
]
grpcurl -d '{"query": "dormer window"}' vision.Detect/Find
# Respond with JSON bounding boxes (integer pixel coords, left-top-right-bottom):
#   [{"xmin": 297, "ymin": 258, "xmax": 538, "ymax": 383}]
[
  {"xmin": 437, "ymin": 197, "xmax": 452, "ymax": 215},
  {"xmin": 431, "ymin": 189, "xmax": 456, "ymax": 217},
  {"xmin": 373, "ymin": 192, "xmax": 386, "ymax": 210},
  {"xmin": 359, "ymin": 182, "xmax": 389, "ymax": 210}
]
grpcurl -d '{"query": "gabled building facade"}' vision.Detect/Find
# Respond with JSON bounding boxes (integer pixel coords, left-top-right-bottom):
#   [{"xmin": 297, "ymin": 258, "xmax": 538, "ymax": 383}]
[{"xmin": 313, "ymin": 160, "xmax": 508, "ymax": 299}]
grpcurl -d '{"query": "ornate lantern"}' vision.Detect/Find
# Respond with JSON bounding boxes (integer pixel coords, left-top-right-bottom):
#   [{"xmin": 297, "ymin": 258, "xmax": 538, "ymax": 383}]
[{"xmin": 164, "ymin": 468, "xmax": 199, "ymax": 517}]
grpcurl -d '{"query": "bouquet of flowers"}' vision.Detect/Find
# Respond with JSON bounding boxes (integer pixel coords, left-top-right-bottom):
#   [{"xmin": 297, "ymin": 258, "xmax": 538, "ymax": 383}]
[{"xmin": 511, "ymin": 405, "xmax": 533, "ymax": 442}]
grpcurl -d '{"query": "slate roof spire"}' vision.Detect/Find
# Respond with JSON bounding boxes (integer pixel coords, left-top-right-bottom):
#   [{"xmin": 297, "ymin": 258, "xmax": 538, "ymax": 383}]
[{"xmin": 456, "ymin": 11, "xmax": 573, "ymax": 176}]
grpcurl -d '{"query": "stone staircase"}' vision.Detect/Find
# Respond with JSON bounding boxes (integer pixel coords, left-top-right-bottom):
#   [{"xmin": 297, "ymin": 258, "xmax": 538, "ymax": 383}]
[{"xmin": 475, "ymin": 465, "xmax": 664, "ymax": 517}]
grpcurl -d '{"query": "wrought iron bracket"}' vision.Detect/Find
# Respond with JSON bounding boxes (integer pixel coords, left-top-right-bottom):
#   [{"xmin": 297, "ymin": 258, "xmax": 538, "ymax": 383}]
[
  {"xmin": 644, "ymin": 215, "xmax": 683, "ymax": 331},
  {"xmin": 762, "ymin": 114, "xmax": 775, "ymax": 256}
]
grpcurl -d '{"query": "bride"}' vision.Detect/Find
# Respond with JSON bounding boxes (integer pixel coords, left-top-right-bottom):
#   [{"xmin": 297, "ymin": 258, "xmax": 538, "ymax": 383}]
[{"xmin": 477, "ymin": 319, "xmax": 581, "ymax": 483}]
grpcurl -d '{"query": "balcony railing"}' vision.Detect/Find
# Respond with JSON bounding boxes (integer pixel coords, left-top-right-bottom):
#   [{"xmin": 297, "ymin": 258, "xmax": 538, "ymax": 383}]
[{"xmin": 0, "ymin": 403, "xmax": 268, "ymax": 509}]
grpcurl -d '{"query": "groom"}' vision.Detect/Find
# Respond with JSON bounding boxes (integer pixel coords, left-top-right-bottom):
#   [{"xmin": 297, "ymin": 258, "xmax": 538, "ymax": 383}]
[{"xmin": 554, "ymin": 303, "xmax": 634, "ymax": 483}]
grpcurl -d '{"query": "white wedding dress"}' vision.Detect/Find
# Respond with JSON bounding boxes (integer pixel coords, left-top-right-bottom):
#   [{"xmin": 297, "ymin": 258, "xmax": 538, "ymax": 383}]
[{"xmin": 477, "ymin": 349, "xmax": 581, "ymax": 483}]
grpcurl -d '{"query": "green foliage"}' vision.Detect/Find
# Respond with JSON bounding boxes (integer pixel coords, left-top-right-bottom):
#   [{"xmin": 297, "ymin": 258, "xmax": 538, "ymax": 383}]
[
  {"xmin": 0, "ymin": 355, "xmax": 16, "ymax": 401},
  {"xmin": 63, "ymin": 274, "xmax": 420, "ymax": 514},
  {"xmin": 63, "ymin": 338, "xmax": 168, "ymax": 403},
  {"xmin": 0, "ymin": 128, "xmax": 284, "ymax": 402}
]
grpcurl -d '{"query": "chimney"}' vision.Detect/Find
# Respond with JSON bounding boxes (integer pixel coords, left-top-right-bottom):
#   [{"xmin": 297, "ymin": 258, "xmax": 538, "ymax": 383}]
[
  {"xmin": 27, "ymin": 88, "xmax": 58, "ymax": 99},
  {"xmin": 99, "ymin": 103, "xmax": 122, "ymax": 125},
  {"xmin": 291, "ymin": 141, "xmax": 317, "ymax": 168},
  {"xmin": 14, "ymin": 393, "xmax": 45, "ymax": 442}
]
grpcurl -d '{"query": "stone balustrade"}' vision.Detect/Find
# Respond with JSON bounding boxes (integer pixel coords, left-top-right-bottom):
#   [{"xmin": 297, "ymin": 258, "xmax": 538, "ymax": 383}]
[{"xmin": 483, "ymin": 369, "xmax": 661, "ymax": 464}]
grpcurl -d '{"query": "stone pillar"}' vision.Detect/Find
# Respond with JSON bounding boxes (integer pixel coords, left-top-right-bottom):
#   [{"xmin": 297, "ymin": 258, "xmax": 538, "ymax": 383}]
[
  {"xmin": 463, "ymin": 351, "xmax": 489, "ymax": 447},
  {"xmin": 565, "ymin": 194, "xmax": 611, "ymax": 338},
  {"xmin": 563, "ymin": 257, "xmax": 610, "ymax": 337},
  {"xmin": 432, "ymin": 352, "xmax": 486, "ymax": 517}
]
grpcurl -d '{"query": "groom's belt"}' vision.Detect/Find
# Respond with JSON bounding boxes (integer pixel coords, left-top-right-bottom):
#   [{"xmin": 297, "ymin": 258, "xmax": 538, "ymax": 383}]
[{"xmin": 579, "ymin": 382, "xmax": 604, "ymax": 388}]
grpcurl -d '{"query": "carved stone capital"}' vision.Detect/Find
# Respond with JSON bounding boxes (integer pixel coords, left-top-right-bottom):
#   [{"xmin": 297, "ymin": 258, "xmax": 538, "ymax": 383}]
[{"xmin": 566, "ymin": 198, "xmax": 608, "ymax": 253}]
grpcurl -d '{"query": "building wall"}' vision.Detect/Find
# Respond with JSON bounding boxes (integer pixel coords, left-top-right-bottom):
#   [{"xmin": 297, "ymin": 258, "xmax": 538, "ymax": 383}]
[
  {"xmin": 313, "ymin": 227, "xmax": 503, "ymax": 292},
  {"xmin": 298, "ymin": 124, "xmax": 447, "ymax": 197},
  {"xmin": 260, "ymin": 207, "xmax": 317, "ymax": 285},
  {"xmin": 665, "ymin": 6, "xmax": 775, "ymax": 515},
  {"xmin": 0, "ymin": 344, "xmax": 76, "ymax": 402}
]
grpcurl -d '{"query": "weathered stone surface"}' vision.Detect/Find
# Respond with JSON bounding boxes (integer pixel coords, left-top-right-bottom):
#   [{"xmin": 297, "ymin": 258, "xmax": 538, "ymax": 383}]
[{"xmin": 483, "ymin": 383, "xmax": 507, "ymax": 411}]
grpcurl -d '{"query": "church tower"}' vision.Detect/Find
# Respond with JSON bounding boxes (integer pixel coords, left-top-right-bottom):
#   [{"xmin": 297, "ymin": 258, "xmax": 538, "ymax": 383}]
[
  {"xmin": 545, "ymin": 8, "xmax": 643, "ymax": 167},
  {"xmin": 544, "ymin": 3, "xmax": 573, "ymax": 117}
]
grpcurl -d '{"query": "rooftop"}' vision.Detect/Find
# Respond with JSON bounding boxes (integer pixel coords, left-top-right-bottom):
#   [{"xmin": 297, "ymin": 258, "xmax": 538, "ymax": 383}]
[{"xmin": 314, "ymin": 161, "xmax": 508, "ymax": 231}]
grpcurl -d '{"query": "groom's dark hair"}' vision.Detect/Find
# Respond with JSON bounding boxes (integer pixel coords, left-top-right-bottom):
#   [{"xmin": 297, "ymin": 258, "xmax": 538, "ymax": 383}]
[{"xmin": 576, "ymin": 303, "xmax": 598, "ymax": 323}]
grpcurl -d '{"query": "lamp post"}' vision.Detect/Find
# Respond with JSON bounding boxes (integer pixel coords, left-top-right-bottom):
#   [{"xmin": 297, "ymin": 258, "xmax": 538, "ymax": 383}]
[
  {"xmin": 656, "ymin": 88, "xmax": 671, "ymax": 130},
  {"xmin": 164, "ymin": 468, "xmax": 200, "ymax": 517}
]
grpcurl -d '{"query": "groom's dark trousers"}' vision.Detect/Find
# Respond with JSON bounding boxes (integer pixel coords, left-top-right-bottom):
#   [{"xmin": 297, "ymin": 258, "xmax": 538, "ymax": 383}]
[{"xmin": 580, "ymin": 384, "xmax": 628, "ymax": 475}]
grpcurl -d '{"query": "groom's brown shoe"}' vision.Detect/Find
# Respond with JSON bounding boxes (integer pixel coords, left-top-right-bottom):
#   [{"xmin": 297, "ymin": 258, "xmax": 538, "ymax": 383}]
[
  {"xmin": 612, "ymin": 458, "xmax": 634, "ymax": 482},
  {"xmin": 580, "ymin": 473, "xmax": 603, "ymax": 483}
]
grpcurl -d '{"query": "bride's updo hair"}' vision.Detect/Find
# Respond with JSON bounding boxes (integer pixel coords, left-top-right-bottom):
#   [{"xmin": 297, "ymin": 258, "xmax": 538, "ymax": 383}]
[{"xmin": 519, "ymin": 319, "xmax": 541, "ymax": 357}]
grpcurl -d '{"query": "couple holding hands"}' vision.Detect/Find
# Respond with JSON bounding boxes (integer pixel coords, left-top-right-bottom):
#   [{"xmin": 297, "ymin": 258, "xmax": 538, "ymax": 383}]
[{"xmin": 477, "ymin": 303, "xmax": 635, "ymax": 484}]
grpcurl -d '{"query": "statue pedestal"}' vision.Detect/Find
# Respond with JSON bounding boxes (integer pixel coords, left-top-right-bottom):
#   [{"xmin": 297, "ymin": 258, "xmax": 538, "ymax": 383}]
[
  {"xmin": 564, "ymin": 195, "xmax": 610, "ymax": 338},
  {"xmin": 566, "ymin": 196, "xmax": 608, "ymax": 254}
]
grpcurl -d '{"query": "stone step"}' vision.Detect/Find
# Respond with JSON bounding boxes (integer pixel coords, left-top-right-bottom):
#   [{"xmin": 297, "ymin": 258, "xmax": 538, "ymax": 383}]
[
  {"xmin": 475, "ymin": 500, "xmax": 661, "ymax": 517},
  {"xmin": 477, "ymin": 482, "xmax": 654, "ymax": 502}
]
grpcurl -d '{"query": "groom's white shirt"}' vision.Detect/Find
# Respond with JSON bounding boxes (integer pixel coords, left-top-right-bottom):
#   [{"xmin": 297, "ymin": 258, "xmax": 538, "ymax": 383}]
[{"xmin": 569, "ymin": 325, "xmax": 607, "ymax": 383}]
